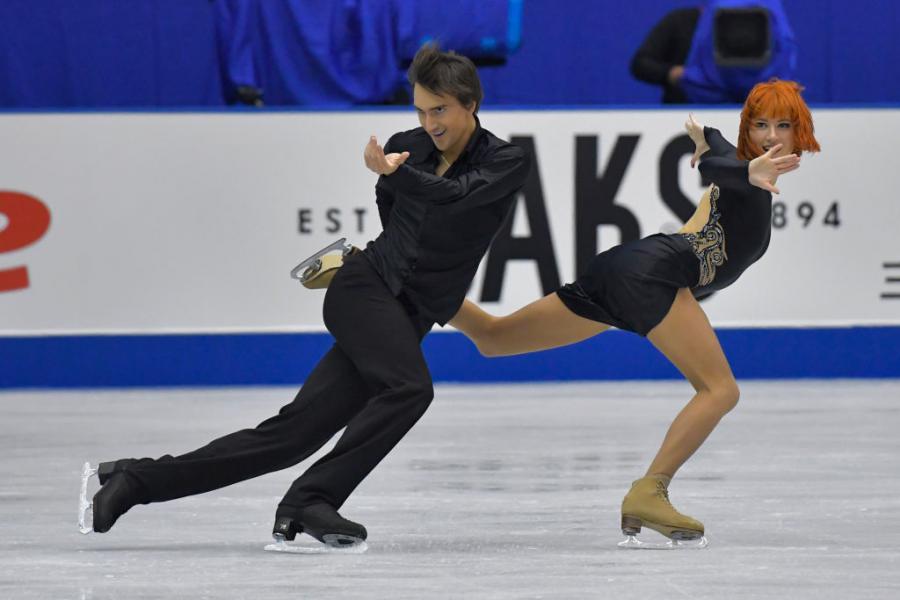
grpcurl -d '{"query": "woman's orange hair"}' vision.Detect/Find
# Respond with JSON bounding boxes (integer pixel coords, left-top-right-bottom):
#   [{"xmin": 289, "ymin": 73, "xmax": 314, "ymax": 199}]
[{"xmin": 737, "ymin": 79, "xmax": 821, "ymax": 160}]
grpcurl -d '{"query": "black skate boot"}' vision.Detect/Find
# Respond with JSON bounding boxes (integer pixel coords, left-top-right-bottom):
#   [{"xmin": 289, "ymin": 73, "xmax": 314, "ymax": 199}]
[
  {"xmin": 97, "ymin": 459, "xmax": 137, "ymax": 485},
  {"xmin": 92, "ymin": 469, "xmax": 142, "ymax": 533},
  {"xmin": 272, "ymin": 515, "xmax": 300, "ymax": 541},
  {"xmin": 79, "ymin": 459, "xmax": 142, "ymax": 534},
  {"xmin": 271, "ymin": 503, "xmax": 367, "ymax": 550}
]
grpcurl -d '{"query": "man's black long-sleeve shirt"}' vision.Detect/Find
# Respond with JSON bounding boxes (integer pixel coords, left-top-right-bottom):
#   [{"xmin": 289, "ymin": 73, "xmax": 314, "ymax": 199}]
[
  {"xmin": 363, "ymin": 119, "xmax": 530, "ymax": 326},
  {"xmin": 630, "ymin": 7, "xmax": 700, "ymax": 104}
]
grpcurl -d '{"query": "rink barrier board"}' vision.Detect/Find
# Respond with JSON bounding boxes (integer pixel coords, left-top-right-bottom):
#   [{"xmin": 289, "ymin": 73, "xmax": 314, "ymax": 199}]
[
  {"xmin": 4, "ymin": 109, "xmax": 900, "ymax": 333},
  {"xmin": 2, "ymin": 326, "xmax": 898, "ymax": 389}
]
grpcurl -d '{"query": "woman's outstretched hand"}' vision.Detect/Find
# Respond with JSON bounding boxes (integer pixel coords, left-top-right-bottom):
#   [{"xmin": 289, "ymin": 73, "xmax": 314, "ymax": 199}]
[
  {"xmin": 685, "ymin": 113, "xmax": 710, "ymax": 168},
  {"xmin": 748, "ymin": 144, "xmax": 801, "ymax": 194},
  {"xmin": 364, "ymin": 136, "xmax": 410, "ymax": 175}
]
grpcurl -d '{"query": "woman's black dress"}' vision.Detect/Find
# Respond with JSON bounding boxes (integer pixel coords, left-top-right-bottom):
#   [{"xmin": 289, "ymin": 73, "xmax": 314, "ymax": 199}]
[{"xmin": 556, "ymin": 127, "xmax": 773, "ymax": 336}]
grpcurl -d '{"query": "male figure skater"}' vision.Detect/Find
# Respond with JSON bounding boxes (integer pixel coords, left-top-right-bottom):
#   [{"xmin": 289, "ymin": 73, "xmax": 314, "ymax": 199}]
[{"xmin": 87, "ymin": 43, "xmax": 530, "ymax": 547}]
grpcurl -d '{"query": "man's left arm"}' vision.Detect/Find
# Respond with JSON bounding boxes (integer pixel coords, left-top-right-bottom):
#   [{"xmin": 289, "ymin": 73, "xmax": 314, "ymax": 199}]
[
  {"xmin": 375, "ymin": 181, "xmax": 395, "ymax": 229},
  {"xmin": 384, "ymin": 144, "xmax": 530, "ymax": 208},
  {"xmin": 373, "ymin": 136, "xmax": 399, "ymax": 229}
]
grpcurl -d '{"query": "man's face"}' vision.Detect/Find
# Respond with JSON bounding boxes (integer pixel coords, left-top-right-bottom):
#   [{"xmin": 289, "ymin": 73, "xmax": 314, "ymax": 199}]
[
  {"xmin": 413, "ymin": 83, "xmax": 476, "ymax": 156},
  {"xmin": 748, "ymin": 115, "xmax": 795, "ymax": 158}
]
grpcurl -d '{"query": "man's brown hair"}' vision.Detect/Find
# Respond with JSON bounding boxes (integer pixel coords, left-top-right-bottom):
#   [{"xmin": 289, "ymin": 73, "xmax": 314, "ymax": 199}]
[{"xmin": 407, "ymin": 42, "xmax": 483, "ymax": 113}]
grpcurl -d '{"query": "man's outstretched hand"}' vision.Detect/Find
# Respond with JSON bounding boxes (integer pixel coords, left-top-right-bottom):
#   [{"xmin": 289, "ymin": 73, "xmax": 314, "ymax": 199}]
[{"xmin": 364, "ymin": 136, "xmax": 410, "ymax": 175}]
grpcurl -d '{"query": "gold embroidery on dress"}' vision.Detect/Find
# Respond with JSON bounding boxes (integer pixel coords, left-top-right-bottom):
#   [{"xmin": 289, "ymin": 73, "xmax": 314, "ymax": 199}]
[{"xmin": 680, "ymin": 184, "xmax": 727, "ymax": 287}]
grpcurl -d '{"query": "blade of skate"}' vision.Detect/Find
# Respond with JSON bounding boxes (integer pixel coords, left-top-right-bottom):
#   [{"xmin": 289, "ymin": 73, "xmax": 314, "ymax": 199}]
[
  {"xmin": 264, "ymin": 535, "xmax": 368, "ymax": 554},
  {"xmin": 78, "ymin": 461, "xmax": 99, "ymax": 534},
  {"xmin": 618, "ymin": 533, "xmax": 709, "ymax": 550}
]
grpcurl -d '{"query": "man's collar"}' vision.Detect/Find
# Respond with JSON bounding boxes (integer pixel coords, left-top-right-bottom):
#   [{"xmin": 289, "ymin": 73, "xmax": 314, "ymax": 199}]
[
  {"xmin": 460, "ymin": 115, "xmax": 483, "ymax": 158},
  {"xmin": 427, "ymin": 115, "xmax": 483, "ymax": 162}
]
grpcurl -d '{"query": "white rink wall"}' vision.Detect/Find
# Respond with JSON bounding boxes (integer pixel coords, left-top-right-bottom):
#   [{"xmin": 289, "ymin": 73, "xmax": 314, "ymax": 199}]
[
  {"xmin": 0, "ymin": 108, "xmax": 898, "ymax": 387},
  {"xmin": 1, "ymin": 108, "xmax": 898, "ymax": 334}
]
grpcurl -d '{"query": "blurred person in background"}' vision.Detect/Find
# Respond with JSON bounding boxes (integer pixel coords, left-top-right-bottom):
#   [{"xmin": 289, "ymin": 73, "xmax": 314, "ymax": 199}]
[
  {"xmin": 630, "ymin": 5, "xmax": 702, "ymax": 103},
  {"xmin": 631, "ymin": 1, "xmax": 796, "ymax": 105}
]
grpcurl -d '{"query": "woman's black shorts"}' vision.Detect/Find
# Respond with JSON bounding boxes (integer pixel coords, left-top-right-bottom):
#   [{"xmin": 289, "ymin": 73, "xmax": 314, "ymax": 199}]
[{"xmin": 556, "ymin": 233, "xmax": 701, "ymax": 336}]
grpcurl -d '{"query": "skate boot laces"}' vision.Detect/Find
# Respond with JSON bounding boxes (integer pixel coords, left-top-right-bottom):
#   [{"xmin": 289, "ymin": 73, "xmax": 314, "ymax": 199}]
[{"xmin": 655, "ymin": 480, "xmax": 675, "ymax": 508}]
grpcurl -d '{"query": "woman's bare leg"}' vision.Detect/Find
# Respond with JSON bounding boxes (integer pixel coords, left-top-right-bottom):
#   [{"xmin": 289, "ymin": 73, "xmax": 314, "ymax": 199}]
[
  {"xmin": 448, "ymin": 295, "xmax": 610, "ymax": 357},
  {"xmin": 452, "ymin": 288, "xmax": 736, "ymax": 469},
  {"xmin": 619, "ymin": 288, "xmax": 738, "ymax": 541},
  {"xmin": 644, "ymin": 288, "xmax": 740, "ymax": 478}
]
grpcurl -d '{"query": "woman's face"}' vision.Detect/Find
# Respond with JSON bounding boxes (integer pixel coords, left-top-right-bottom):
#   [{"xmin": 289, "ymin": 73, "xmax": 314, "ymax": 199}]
[{"xmin": 748, "ymin": 116, "xmax": 795, "ymax": 158}]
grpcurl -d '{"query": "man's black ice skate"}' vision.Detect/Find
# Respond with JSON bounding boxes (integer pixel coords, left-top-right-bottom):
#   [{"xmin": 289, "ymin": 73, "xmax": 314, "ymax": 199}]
[
  {"xmin": 97, "ymin": 459, "xmax": 137, "ymax": 485},
  {"xmin": 272, "ymin": 515, "xmax": 301, "ymax": 541},
  {"xmin": 78, "ymin": 460, "xmax": 142, "ymax": 534},
  {"xmin": 266, "ymin": 503, "xmax": 368, "ymax": 554},
  {"xmin": 92, "ymin": 469, "xmax": 142, "ymax": 533}
]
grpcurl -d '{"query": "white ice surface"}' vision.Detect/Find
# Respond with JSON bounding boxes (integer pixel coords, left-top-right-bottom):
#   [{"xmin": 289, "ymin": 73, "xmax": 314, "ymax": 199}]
[{"xmin": 1, "ymin": 380, "xmax": 899, "ymax": 599}]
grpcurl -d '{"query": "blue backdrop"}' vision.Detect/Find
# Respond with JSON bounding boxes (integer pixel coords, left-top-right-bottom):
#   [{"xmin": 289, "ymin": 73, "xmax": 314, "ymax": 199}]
[
  {"xmin": 480, "ymin": 0, "xmax": 899, "ymax": 105},
  {"xmin": 0, "ymin": 0, "xmax": 897, "ymax": 107},
  {"xmin": 0, "ymin": 0, "xmax": 223, "ymax": 107}
]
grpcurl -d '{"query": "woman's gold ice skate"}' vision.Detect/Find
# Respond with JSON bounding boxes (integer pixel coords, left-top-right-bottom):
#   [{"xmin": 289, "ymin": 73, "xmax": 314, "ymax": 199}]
[{"xmin": 618, "ymin": 476, "xmax": 708, "ymax": 549}]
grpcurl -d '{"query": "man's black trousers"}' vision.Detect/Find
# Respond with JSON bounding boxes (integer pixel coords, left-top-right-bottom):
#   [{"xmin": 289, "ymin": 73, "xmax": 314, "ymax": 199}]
[{"xmin": 121, "ymin": 253, "xmax": 435, "ymax": 515}]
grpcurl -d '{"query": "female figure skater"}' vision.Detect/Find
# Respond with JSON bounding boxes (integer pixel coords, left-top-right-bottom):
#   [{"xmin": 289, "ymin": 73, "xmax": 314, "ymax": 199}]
[{"xmin": 449, "ymin": 79, "xmax": 820, "ymax": 547}]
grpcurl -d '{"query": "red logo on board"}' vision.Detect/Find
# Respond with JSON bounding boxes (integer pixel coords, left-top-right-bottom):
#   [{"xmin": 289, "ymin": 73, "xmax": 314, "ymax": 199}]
[{"xmin": 0, "ymin": 191, "xmax": 51, "ymax": 292}]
